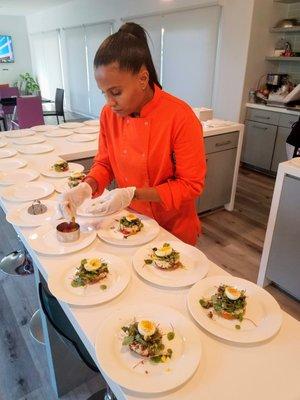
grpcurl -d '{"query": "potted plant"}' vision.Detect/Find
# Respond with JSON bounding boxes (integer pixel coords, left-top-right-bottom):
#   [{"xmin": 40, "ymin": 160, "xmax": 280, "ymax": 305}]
[{"xmin": 13, "ymin": 72, "xmax": 40, "ymax": 95}]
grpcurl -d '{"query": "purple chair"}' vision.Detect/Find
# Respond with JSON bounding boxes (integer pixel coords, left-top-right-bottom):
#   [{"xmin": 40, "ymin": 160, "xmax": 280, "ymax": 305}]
[
  {"xmin": 12, "ymin": 96, "xmax": 44, "ymax": 129},
  {"xmin": 0, "ymin": 87, "xmax": 19, "ymax": 115}
]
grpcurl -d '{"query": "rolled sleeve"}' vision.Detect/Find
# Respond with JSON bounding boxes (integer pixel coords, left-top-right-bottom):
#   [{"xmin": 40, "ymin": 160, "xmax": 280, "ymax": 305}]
[{"xmin": 155, "ymin": 112, "xmax": 206, "ymax": 211}]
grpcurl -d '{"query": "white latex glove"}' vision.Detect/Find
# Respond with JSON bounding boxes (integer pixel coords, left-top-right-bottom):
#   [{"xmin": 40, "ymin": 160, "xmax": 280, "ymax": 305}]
[
  {"xmin": 58, "ymin": 182, "xmax": 92, "ymax": 221},
  {"xmin": 87, "ymin": 187, "xmax": 136, "ymax": 215}
]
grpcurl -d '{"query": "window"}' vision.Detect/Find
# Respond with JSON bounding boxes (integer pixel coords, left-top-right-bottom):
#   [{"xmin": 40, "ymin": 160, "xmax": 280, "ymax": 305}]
[
  {"xmin": 129, "ymin": 6, "xmax": 221, "ymax": 107},
  {"xmin": 30, "ymin": 30, "xmax": 62, "ymax": 101},
  {"xmin": 85, "ymin": 23, "xmax": 112, "ymax": 117}
]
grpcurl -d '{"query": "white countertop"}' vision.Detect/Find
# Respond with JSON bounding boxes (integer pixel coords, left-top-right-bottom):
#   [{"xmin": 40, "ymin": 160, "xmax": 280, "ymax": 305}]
[
  {"xmin": 258, "ymin": 158, "xmax": 300, "ymax": 288},
  {"xmin": 0, "ymin": 126, "xmax": 299, "ymax": 400},
  {"xmin": 246, "ymin": 102, "xmax": 300, "ymax": 116}
]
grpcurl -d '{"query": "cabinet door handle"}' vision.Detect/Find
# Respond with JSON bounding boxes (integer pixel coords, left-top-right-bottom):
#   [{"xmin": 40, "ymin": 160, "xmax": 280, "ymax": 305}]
[
  {"xmin": 255, "ymin": 115, "xmax": 271, "ymax": 120},
  {"xmin": 215, "ymin": 140, "xmax": 232, "ymax": 147},
  {"xmin": 252, "ymin": 125, "xmax": 268, "ymax": 130}
]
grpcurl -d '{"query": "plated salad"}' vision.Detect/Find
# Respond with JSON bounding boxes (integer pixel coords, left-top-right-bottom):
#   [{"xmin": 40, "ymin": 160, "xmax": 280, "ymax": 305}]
[
  {"xmin": 144, "ymin": 243, "xmax": 184, "ymax": 270},
  {"xmin": 52, "ymin": 160, "xmax": 69, "ymax": 172},
  {"xmin": 199, "ymin": 284, "xmax": 247, "ymax": 327},
  {"xmin": 118, "ymin": 214, "xmax": 143, "ymax": 238},
  {"xmin": 68, "ymin": 171, "xmax": 86, "ymax": 188},
  {"xmin": 121, "ymin": 319, "xmax": 174, "ymax": 364},
  {"xmin": 71, "ymin": 258, "xmax": 109, "ymax": 288}
]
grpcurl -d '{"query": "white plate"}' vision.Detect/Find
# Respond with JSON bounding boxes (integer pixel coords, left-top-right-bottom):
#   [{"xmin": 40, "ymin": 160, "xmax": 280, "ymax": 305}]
[
  {"xmin": 290, "ymin": 157, "xmax": 300, "ymax": 167},
  {"xmin": 30, "ymin": 124, "xmax": 58, "ymax": 132},
  {"xmin": 44, "ymin": 128, "xmax": 74, "ymax": 138},
  {"xmin": 1, "ymin": 181, "xmax": 54, "ymax": 202},
  {"xmin": 0, "ymin": 158, "xmax": 27, "ymax": 171},
  {"xmin": 73, "ymin": 126, "xmax": 99, "ymax": 134},
  {"xmin": 59, "ymin": 122, "xmax": 84, "ymax": 129},
  {"xmin": 55, "ymin": 179, "xmax": 70, "ymax": 193},
  {"xmin": 6, "ymin": 200, "xmax": 57, "ymax": 227},
  {"xmin": 66, "ymin": 134, "xmax": 97, "ymax": 143},
  {"xmin": 28, "ymin": 224, "xmax": 97, "ymax": 255},
  {"xmin": 12, "ymin": 136, "xmax": 46, "ymax": 145},
  {"xmin": 41, "ymin": 162, "xmax": 84, "ymax": 178},
  {"xmin": 187, "ymin": 275, "xmax": 283, "ymax": 343},
  {"xmin": 0, "ymin": 168, "xmax": 39, "ymax": 185},
  {"xmin": 95, "ymin": 303, "xmax": 202, "ymax": 394},
  {"xmin": 0, "ymin": 139, "xmax": 7, "ymax": 148},
  {"xmin": 97, "ymin": 212, "xmax": 160, "ymax": 246},
  {"xmin": 0, "ymin": 148, "xmax": 17, "ymax": 159},
  {"xmin": 5, "ymin": 129, "xmax": 35, "ymax": 138},
  {"xmin": 83, "ymin": 119, "xmax": 99, "ymax": 127},
  {"xmin": 48, "ymin": 251, "xmax": 131, "ymax": 306},
  {"xmin": 133, "ymin": 240, "xmax": 209, "ymax": 288},
  {"xmin": 17, "ymin": 144, "xmax": 54, "ymax": 155}
]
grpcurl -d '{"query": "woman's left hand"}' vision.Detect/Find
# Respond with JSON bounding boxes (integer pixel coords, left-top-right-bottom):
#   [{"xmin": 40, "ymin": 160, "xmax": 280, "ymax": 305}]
[{"xmin": 87, "ymin": 187, "xmax": 136, "ymax": 215}]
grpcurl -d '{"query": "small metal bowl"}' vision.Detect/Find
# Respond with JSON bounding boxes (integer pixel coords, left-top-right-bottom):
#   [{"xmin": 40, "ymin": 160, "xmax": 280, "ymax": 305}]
[{"xmin": 56, "ymin": 222, "xmax": 80, "ymax": 243}]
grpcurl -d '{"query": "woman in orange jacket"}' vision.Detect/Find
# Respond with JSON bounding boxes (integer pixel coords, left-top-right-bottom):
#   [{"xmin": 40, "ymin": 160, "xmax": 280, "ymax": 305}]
[{"xmin": 60, "ymin": 22, "xmax": 206, "ymax": 245}]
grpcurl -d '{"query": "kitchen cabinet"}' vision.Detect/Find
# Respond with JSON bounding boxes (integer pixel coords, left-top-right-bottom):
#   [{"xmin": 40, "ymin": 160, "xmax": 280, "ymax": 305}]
[
  {"xmin": 265, "ymin": 174, "xmax": 300, "ymax": 299},
  {"xmin": 197, "ymin": 131, "xmax": 238, "ymax": 213},
  {"xmin": 242, "ymin": 120, "xmax": 277, "ymax": 170},
  {"xmin": 271, "ymin": 127, "xmax": 290, "ymax": 172},
  {"xmin": 242, "ymin": 106, "xmax": 299, "ymax": 174}
]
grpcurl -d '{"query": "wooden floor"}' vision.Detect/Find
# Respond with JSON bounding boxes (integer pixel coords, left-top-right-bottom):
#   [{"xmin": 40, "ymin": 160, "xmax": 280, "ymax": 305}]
[
  {"xmin": 197, "ymin": 166, "xmax": 300, "ymax": 321},
  {"xmin": 0, "ymin": 166, "xmax": 299, "ymax": 400}
]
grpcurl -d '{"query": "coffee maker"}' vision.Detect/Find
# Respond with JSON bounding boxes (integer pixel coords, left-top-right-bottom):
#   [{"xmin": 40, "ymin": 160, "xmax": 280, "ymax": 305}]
[{"xmin": 266, "ymin": 73, "xmax": 289, "ymax": 92}]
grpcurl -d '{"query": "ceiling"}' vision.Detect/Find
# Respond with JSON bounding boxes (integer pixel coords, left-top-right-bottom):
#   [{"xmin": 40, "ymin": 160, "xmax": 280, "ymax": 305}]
[{"xmin": 0, "ymin": 0, "xmax": 73, "ymax": 16}]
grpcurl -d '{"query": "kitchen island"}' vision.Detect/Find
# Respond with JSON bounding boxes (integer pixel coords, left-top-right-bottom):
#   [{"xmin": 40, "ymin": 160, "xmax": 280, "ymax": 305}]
[
  {"xmin": 258, "ymin": 158, "xmax": 300, "ymax": 300},
  {"xmin": 0, "ymin": 123, "xmax": 300, "ymax": 400}
]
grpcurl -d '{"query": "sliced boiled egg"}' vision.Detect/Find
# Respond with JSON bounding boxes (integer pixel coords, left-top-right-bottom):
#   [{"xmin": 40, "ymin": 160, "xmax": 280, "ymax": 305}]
[
  {"xmin": 225, "ymin": 286, "xmax": 241, "ymax": 300},
  {"xmin": 125, "ymin": 213, "xmax": 137, "ymax": 222},
  {"xmin": 84, "ymin": 258, "xmax": 101, "ymax": 271},
  {"xmin": 70, "ymin": 171, "xmax": 84, "ymax": 179},
  {"xmin": 154, "ymin": 243, "xmax": 172, "ymax": 257},
  {"xmin": 138, "ymin": 320, "xmax": 156, "ymax": 338}
]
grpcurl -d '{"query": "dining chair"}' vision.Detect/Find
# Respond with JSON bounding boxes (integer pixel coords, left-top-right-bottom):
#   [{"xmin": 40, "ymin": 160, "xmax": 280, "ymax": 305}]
[
  {"xmin": 12, "ymin": 96, "xmax": 44, "ymax": 129},
  {"xmin": 0, "ymin": 86, "xmax": 19, "ymax": 115},
  {"xmin": 0, "ymin": 109, "xmax": 7, "ymax": 131},
  {"xmin": 0, "ymin": 83, "xmax": 9, "ymax": 89},
  {"xmin": 43, "ymin": 88, "xmax": 66, "ymax": 124},
  {"xmin": 38, "ymin": 282, "xmax": 116, "ymax": 400}
]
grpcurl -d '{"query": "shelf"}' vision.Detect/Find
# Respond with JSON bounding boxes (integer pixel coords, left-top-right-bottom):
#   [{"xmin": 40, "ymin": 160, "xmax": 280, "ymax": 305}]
[
  {"xmin": 270, "ymin": 26, "xmax": 300, "ymax": 33},
  {"xmin": 274, "ymin": 0, "xmax": 300, "ymax": 3},
  {"xmin": 265, "ymin": 56, "xmax": 300, "ymax": 61}
]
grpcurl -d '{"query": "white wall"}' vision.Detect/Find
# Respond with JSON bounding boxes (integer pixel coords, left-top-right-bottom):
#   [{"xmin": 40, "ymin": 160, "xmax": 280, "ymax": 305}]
[
  {"xmin": 0, "ymin": 15, "xmax": 32, "ymax": 85},
  {"xmin": 240, "ymin": 0, "xmax": 288, "ymax": 121},
  {"xmin": 26, "ymin": 0, "xmax": 256, "ymax": 122}
]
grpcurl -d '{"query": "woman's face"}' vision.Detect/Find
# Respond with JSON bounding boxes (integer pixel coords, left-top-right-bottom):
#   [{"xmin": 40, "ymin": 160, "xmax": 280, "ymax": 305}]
[{"xmin": 95, "ymin": 62, "xmax": 149, "ymax": 117}]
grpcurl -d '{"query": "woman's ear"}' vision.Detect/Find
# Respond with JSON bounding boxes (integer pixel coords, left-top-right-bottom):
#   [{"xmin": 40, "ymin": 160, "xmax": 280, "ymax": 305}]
[{"xmin": 139, "ymin": 67, "xmax": 149, "ymax": 90}]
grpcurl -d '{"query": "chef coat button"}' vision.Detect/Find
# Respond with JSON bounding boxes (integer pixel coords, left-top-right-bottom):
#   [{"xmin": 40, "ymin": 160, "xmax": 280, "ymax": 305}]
[
  {"xmin": 144, "ymin": 121, "xmax": 148, "ymax": 126},
  {"xmin": 124, "ymin": 177, "xmax": 128, "ymax": 182},
  {"xmin": 123, "ymin": 149, "xmax": 127, "ymax": 154},
  {"xmin": 142, "ymin": 153, "xmax": 145, "ymax": 157},
  {"xmin": 126, "ymin": 119, "xmax": 130, "ymax": 124}
]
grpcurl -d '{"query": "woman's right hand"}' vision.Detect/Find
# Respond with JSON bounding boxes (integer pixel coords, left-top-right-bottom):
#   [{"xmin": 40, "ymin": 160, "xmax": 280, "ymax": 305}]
[{"xmin": 58, "ymin": 182, "xmax": 92, "ymax": 221}]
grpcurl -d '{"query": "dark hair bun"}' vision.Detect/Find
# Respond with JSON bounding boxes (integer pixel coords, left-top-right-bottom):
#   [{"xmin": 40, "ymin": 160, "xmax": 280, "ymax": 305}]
[{"xmin": 118, "ymin": 22, "xmax": 148, "ymax": 45}]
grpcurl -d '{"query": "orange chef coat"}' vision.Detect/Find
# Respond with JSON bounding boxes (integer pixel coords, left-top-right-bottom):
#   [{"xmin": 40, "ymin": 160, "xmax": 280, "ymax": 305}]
[{"xmin": 88, "ymin": 85, "xmax": 206, "ymax": 245}]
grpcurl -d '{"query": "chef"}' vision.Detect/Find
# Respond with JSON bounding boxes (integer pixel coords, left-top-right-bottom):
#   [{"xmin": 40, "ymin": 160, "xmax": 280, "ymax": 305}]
[{"xmin": 59, "ymin": 22, "xmax": 206, "ymax": 245}]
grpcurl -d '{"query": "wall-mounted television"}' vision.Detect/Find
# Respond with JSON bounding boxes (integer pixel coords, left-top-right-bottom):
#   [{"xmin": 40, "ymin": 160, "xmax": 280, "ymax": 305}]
[{"xmin": 0, "ymin": 35, "xmax": 14, "ymax": 63}]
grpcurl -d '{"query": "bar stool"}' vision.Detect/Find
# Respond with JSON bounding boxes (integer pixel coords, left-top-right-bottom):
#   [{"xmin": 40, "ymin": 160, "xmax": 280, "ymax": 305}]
[{"xmin": 39, "ymin": 282, "xmax": 116, "ymax": 400}]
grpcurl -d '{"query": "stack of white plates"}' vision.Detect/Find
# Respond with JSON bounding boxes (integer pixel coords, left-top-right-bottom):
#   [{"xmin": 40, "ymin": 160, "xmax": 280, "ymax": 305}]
[
  {"xmin": 0, "ymin": 149, "xmax": 17, "ymax": 159},
  {"xmin": 5, "ymin": 130, "xmax": 35, "ymax": 138},
  {"xmin": 30, "ymin": 125, "xmax": 58, "ymax": 132},
  {"xmin": 59, "ymin": 122, "xmax": 84, "ymax": 129},
  {"xmin": 83, "ymin": 119, "xmax": 99, "ymax": 127}
]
